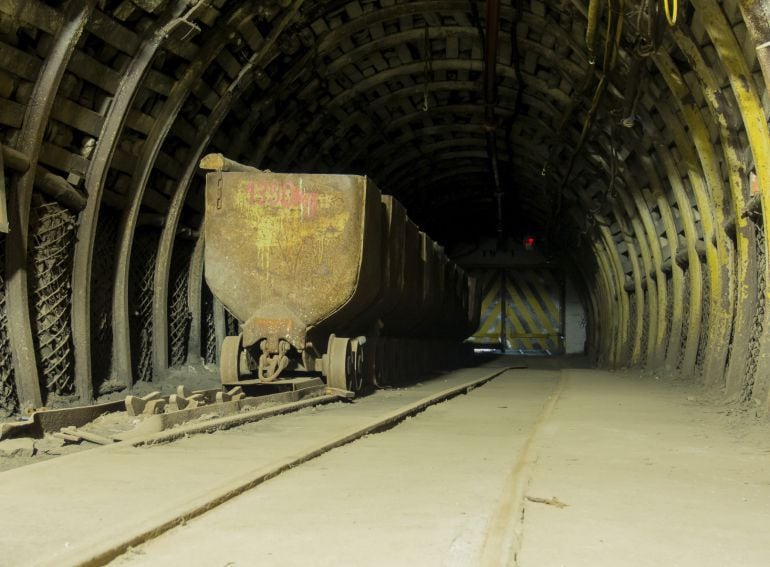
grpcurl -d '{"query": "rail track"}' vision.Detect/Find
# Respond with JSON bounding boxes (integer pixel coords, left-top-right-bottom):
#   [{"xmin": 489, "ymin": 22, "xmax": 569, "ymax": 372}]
[{"xmin": 0, "ymin": 363, "xmax": 554, "ymax": 567}]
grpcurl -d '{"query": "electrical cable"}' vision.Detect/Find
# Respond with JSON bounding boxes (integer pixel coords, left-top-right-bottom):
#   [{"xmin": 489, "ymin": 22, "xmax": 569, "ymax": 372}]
[
  {"xmin": 663, "ymin": 0, "xmax": 678, "ymax": 26},
  {"xmin": 422, "ymin": 22, "xmax": 432, "ymax": 112}
]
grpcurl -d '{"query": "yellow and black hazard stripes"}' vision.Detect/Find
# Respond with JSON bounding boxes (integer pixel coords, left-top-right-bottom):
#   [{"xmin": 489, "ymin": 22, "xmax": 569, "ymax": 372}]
[
  {"xmin": 468, "ymin": 269, "xmax": 504, "ymax": 346},
  {"xmin": 504, "ymin": 269, "xmax": 562, "ymax": 353},
  {"xmin": 469, "ymin": 268, "xmax": 564, "ymax": 354}
]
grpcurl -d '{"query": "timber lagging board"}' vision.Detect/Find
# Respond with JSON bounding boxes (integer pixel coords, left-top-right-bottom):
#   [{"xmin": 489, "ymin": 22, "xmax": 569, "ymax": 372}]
[{"xmin": 469, "ymin": 268, "xmax": 564, "ymax": 354}]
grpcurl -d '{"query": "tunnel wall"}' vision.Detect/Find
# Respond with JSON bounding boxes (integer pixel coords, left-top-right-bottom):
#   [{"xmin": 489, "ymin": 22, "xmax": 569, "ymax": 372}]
[
  {"xmin": 0, "ymin": 0, "xmax": 768, "ymax": 415},
  {"xmin": 564, "ymin": 278, "xmax": 586, "ymax": 354}
]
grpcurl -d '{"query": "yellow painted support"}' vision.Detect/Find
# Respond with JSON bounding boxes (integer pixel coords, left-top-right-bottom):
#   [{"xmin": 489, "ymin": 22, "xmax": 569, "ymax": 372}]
[
  {"xmin": 621, "ymin": 184, "xmax": 665, "ymax": 366},
  {"xmin": 687, "ymin": 0, "xmax": 770, "ymax": 273},
  {"xmin": 672, "ymin": 29, "xmax": 754, "ymax": 397},
  {"xmin": 621, "ymin": 175, "xmax": 666, "ymax": 366},
  {"xmin": 590, "ymin": 239, "xmax": 614, "ymax": 366},
  {"xmin": 654, "ymin": 51, "xmax": 733, "ymax": 385},
  {"xmin": 578, "ymin": 143, "xmax": 664, "ymax": 369},
  {"xmin": 640, "ymin": 157, "xmax": 686, "ymax": 371},
  {"xmin": 594, "ymin": 232, "xmax": 625, "ymax": 367},
  {"xmin": 687, "ymin": 0, "xmax": 770, "ymax": 406},
  {"xmin": 614, "ymin": 180, "xmax": 661, "ymax": 367},
  {"xmin": 652, "ymin": 132, "xmax": 704, "ymax": 377},
  {"xmin": 630, "ymin": 215, "xmax": 658, "ymax": 365},
  {"xmin": 600, "ymin": 223, "xmax": 631, "ymax": 366},
  {"xmin": 612, "ymin": 203, "xmax": 644, "ymax": 365},
  {"xmin": 600, "ymin": 236, "xmax": 624, "ymax": 367}
]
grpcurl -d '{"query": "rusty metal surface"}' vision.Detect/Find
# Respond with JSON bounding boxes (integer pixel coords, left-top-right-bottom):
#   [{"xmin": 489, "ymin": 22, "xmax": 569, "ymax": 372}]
[
  {"xmin": 204, "ymin": 171, "xmax": 382, "ymax": 352},
  {"xmin": 379, "ymin": 220, "xmax": 423, "ymax": 336},
  {"xmin": 355, "ymin": 196, "xmax": 406, "ymax": 332}
]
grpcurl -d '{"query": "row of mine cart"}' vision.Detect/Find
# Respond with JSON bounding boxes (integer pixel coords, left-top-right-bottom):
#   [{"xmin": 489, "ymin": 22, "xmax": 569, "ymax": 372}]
[{"xmin": 201, "ymin": 154, "xmax": 481, "ymax": 394}]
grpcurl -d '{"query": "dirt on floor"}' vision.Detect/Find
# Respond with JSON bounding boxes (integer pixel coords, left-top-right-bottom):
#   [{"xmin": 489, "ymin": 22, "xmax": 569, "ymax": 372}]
[{"xmin": 0, "ymin": 363, "xmax": 222, "ymax": 472}]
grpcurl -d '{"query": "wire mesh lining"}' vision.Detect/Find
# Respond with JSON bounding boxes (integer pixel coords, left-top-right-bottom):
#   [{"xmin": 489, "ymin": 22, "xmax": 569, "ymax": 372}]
[
  {"xmin": 0, "ymin": 233, "xmax": 16, "ymax": 415},
  {"xmin": 91, "ymin": 207, "xmax": 120, "ymax": 390},
  {"xmin": 225, "ymin": 309, "xmax": 239, "ymax": 336},
  {"xmin": 169, "ymin": 239, "xmax": 194, "ymax": 366},
  {"xmin": 640, "ymin": 291, "xmax": 649, "ymax": 365},
  {"xmin": 628, "ymin": 291, "xmax": 637, "ymax": 363},
  {"xmin": 723, "ymin": 254, "xmax": 740, "ymax": 374},
  {"xmin": 676, "ymin": 266, "xmax": 690, "ymax": 371},
  {"xmin": 742, "ymin": 219, "xmax": 765, "ymax": 402},
  {"xmin": 202, "ymin": 283, "xmax": 217, "ymax": 364},
  {"xmin": 129, "ymin": 228, "xmax": 160, "ymax": 383},
  {"xmin": 664, "ymin": 276, "xmax": 673, "ymax": 360},
  {"xmin": 28, "ymin": 194, "xmax": 77, "ymax": 396},
  {"xmin": 695, "ymin": 265, "xmax": 710, "ymax": 378}
]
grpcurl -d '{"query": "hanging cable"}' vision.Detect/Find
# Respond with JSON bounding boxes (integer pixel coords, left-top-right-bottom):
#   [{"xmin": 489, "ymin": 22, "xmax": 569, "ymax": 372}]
[
  {"xmin": 470, "ymin": 0, "xmax": 506, "ymax": 246},
  {"xmin": 663, "ymin": 0, "xmax": 678, "ymax": 26},
  {"xmin": 422, "ymin": 22, "xmax": 432, "ymax": 112},
  {"xmin": 481, "ymin": 0, "xmax": 504, "ymax": 247},
  {"xmin": 504, "ymin": 0, "xmax": 525, "ymax": 219},
  {"xmin": 552, "ymin": 0, "xmax": 623, "ymax": 227},
  {"xmin": 607, "ymin": 121, "xmax": 619, "ymax": 197}
]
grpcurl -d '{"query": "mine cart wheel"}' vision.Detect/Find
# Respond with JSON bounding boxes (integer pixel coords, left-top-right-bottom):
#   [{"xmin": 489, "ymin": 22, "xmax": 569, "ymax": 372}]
[
  {"xmin": 327, "ymin": 335, "xmax": 352, "ymax": 391},
  {"xmin": 351, "ymin": 340, "xmax": 365, "ymax": 393},
  {"xmin": 326, "ymin": 335, "xmax": 350, "ymax": 390},
  {"xmin": 220, "ymin": 335, "xmax": 243, "ymax": 384}
]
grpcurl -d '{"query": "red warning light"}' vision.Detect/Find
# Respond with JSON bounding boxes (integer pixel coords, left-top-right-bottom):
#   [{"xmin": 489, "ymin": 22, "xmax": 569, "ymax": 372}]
[{"xmin": 523, "ymin": 236, "xmax": 536, "ymax": 250}]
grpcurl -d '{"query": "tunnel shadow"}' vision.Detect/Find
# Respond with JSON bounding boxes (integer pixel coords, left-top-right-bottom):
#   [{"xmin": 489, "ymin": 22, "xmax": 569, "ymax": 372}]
[{"xmin": 474, "ymin": 352, "xmax": 591, "ymax": 371}]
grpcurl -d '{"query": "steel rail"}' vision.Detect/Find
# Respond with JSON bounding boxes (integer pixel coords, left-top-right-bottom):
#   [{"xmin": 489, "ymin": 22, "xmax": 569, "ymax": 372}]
[{"xmin": 50, "ymin": 366, "xmax": 515, "ymax": 567}]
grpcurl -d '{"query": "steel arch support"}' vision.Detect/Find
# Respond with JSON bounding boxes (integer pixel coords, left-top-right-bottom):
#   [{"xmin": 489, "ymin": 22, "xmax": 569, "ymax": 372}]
[{"xmin": 5, "ymin": 0, "xmax": 96, "ymax": 410}]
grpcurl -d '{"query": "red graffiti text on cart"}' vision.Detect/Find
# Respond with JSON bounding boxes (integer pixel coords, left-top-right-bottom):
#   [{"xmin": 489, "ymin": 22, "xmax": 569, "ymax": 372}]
[{"xmin": 243, "ymin": 181, "xmax": 319, "ymax": 218}]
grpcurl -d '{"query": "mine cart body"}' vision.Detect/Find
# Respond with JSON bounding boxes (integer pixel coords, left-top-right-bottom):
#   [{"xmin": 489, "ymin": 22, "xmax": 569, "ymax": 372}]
[
  {"xmin": 380, "ymin": 220, "xmax": 424, "ymax": 336},
  {"xmin": 204, "ymin": 171, "xmax": 382, "ymax": 355},
  {"xmin": 374, "ymin": 196, "xmax": 407, "ymax": 318},
  {"xmin": 201, "ymin": 155, "xmax": 480, "ymax": 391},
  {"xmin": 465, "ymin": 276, "xmax": 482, "ymax": 336}
]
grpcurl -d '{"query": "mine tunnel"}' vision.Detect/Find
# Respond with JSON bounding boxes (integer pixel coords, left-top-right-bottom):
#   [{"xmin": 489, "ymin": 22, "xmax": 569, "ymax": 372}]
[
  {"xmin": 1, "ymin": 0, "xmax": 770, "ymax": 564},
  {"xmin": 0, "ymin": 0, "xmax": 768, "ymax": 413}
]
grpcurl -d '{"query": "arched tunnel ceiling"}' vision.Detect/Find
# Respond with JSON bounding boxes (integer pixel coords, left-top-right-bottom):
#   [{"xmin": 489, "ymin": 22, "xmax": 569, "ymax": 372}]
[
  {"xmin": 0, "ymin": 0, "xmax": 770, "ymax": 414},
  {"xmin": 4, "ymin": 0, "xmax": 766, "ymax": 242}
]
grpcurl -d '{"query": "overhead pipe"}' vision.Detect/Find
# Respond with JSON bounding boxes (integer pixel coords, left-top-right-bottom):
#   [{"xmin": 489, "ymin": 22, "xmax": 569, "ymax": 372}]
[
  {"xmin": 585, "ymin": 0, "xmax": 602, "ymax": 64},
  {"xmin": 553, "ymin": 0, "xmax": 623, "ymax": 226},
  {"xmin": 481, "ymin": 0, "xmax": 504, "ymax": 245},
  {"xmin": 483, "ymin": 0, "xmax": 500, "ymax": 113}
]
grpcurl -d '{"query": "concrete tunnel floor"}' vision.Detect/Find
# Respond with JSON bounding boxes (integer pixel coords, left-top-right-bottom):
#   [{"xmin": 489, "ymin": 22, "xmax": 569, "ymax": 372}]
[{"xmin": 95, "ymin": 355, "xmax": 770, "ymax": 567}]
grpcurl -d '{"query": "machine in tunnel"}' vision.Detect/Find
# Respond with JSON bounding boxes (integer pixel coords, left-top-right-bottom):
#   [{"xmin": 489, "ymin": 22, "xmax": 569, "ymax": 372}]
[{"xmin": 0, "ymin": 0, "xmax": 768, "ymax": 418}]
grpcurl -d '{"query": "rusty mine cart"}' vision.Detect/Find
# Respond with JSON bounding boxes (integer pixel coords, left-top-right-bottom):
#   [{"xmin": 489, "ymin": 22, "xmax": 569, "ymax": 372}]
[{"xmin": 201, "ymin": 154, "xmax": 480, "ymax": 395}]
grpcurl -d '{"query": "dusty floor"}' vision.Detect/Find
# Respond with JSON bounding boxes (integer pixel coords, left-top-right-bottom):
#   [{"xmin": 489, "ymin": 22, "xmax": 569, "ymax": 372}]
[
  {"xmin": 0, "ymin": 365, "xmax": 503, "ymax": 566},
  {"xmin": 1, "ymin": 357, "xmax": 769, "ymax": 566},
  {"xmin": 107, "ymin": 358, "xmax": 770, "ymax": 567},
  {"xmin": 0, "ymin": 363, "xmax": 223, "ymax": 472}
]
